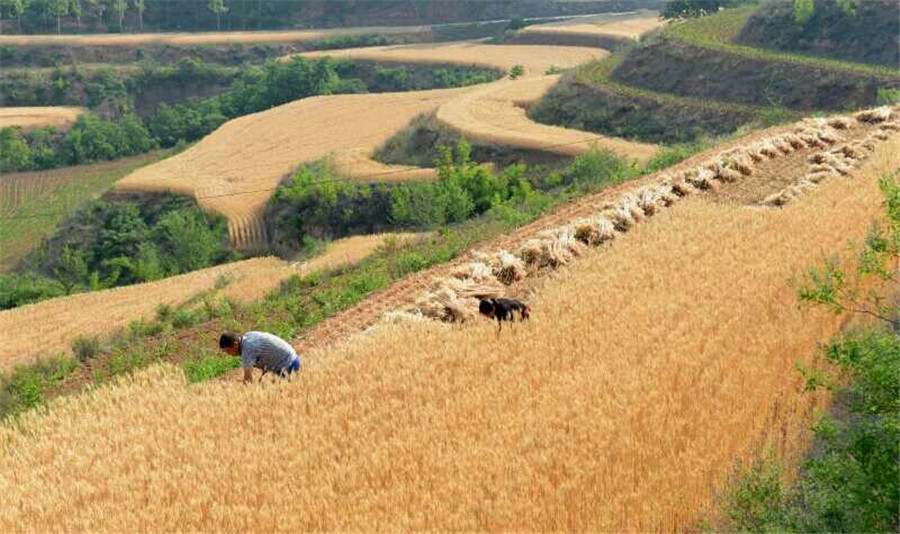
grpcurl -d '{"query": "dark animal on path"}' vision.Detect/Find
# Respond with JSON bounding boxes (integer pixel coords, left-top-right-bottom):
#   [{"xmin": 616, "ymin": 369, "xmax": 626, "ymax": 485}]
[{"xmin": 478, "ymin": 297, "xmax": 530, "ymax": 332}]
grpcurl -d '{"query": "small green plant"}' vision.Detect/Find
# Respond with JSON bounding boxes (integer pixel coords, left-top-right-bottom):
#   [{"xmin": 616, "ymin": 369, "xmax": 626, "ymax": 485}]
[
  {"xmin": 508, "ymin": 65, "xmax": 524, "ymax": 80},
  {"xmin": 183, "ymin": 354, "xmax": 241, "ymax": 383},
  {"xmin": 544, "ymin": 65, "xmax": 566, "ymax": 75},
  {"xmin": 155, "ymin": 303, "xmax": 173, "ymax": 322},
  {"xmin": 876, "ymin": 87, "xmax": 900, "ymax": 106},
  {"xmin": 72, "ymin": 335, "xmax": 102, "ymax": 362},
  {"xmin": 213, "ymin": 273, "xmax": 235, "ymax": 290},
  {"xmin": 171, "ymin": 309, "xmax": 200, "ymax": 329}
]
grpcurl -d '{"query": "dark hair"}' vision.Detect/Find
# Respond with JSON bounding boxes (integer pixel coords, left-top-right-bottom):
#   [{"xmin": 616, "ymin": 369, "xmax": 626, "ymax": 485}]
[
  {"xmin": 219, "ymin": 332, "xmax": 240, "ymax": 349},
  {"xmin": 478, "ymin": 299, "xmax": 494, "ymax": 316}
]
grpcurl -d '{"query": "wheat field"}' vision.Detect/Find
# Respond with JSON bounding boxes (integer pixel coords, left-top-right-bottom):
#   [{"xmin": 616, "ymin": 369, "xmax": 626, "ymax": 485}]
[
  {"xmin": 435, "ymin": 75, "xmax": 659, "ymax": 163},
  {"xmin": 0, "ymin": 106, "xmax": 86, "ymax": 129},
  {"xmin": 1, "ymin": 130, "xmax": 895, "ymax": 532},
  {"xmin": 521, "ymin": 12, "xmax": 665, "ymax": 41},
  {"xmin": 300, "ymin": 41, "xmax": 606, "ymax": 78},
  {"xmin": 0, "ymin": 26, "xmax": 429, "ymax": 47}
]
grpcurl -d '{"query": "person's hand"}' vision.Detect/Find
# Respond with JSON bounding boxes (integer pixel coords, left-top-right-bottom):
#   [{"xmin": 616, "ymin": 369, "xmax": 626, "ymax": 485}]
[{"xmin": 242, "ymin": 367, "xmax": 253, "ymax": 384}]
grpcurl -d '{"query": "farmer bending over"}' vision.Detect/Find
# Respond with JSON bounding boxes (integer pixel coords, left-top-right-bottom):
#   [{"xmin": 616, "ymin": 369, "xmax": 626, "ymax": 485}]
[{"xmin": 219, "ymin": 331, "xmax": 301, "ymax": 383}]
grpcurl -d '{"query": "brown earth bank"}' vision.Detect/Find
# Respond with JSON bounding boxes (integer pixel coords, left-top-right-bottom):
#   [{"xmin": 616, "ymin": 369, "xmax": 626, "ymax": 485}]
[{"xmin": 610, "ymin": 36, "xmax": 899, "ymax": 112}]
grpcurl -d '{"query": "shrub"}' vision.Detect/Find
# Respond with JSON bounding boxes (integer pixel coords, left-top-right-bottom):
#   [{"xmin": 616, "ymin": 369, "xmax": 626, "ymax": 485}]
[
  {"xmin": 508, "ymin": 65, "xmax": 524, "ymax": 80},
  {"xmin": 72, "ymin": 335, "xmax": 102, "ymax": 362},
  {"xmin": 171, "ymin": 309, "xmax": 201, "ymax": 329}
]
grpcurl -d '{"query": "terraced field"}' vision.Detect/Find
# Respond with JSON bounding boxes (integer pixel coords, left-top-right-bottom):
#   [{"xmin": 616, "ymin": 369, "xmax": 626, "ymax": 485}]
[
  {"xmin": 0, "ymin": 106, "xmax": 86, "ymax": 129},
  {"xmin": 0, "ymin": 25, "xmax": 430, "ymax": 47},
  {"xmin": 520, "ymin": 10, "xmax": 664, "ymax": 41},
  {"xmin": 116, "ymin": 42, "xmax": 616, "ymax": 250},
  {"xmin": 434, "ymin": 75, "xmax": 659, "ymax": 163},
  {"xmin": 3, "ymin": 111, "xmax": 896, "ymax": 532}
]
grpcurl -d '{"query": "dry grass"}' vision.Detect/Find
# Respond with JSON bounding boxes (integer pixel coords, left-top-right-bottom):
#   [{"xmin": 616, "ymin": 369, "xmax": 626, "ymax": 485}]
[
  {"xmin": 0, "ymin": 106, "xmax": 86, "ymax": 129},
  {"xmin": 434, "ymin": 75, "xmax": 659, "ymax": 163},
  {"xmin": 0, "ymin": 26, "xmax": 429, "ymax": 47},
  {"xmin": 1, "ymin": 127, "xmax": 896, "ymax": 533},
  {"xmin": 0, "ymin": 257, "xmax": 288, "ymax": 371},
  {"xmin": 300, "ymin": 41, "xmax": 606, "ymax": 78},
  {"xmin": 521, "ymin": 11, "xmax": 664, "ymax": 40}
]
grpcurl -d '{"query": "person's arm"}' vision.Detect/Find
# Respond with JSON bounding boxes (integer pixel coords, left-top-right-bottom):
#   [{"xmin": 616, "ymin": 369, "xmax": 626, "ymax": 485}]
[{"xmin": 243, "ymin": 367, "xmax": 253, "ymax": 384}]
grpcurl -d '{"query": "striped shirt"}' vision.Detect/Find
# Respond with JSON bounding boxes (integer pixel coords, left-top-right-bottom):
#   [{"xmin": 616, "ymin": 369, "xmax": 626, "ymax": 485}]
[{"xmin": 240, "ymin": 331, "xmax": 300, "ymax": 374}]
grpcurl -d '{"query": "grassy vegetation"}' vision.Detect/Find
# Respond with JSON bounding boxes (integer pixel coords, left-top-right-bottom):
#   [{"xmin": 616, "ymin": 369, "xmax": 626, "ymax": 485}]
[
  {"xmin": 0, "ymin": 149, "xmax": 176, "ymax": 272},
  {"xmin": 664, "ymin": 6, "xmax": 899, "ymax": 79}
]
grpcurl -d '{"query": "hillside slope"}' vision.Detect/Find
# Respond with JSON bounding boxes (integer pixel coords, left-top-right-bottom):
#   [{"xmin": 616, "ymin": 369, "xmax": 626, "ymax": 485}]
[
  {"xmin": 736, "ymin": 0, "xmax": 899, "ymax": 67},
  {"xmin": 2, "ymin": 115, "xmax": 897, "ymax": 532}
]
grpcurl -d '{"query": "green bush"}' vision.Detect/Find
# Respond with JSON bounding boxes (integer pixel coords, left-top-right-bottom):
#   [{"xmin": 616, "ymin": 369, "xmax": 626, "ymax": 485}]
[
  {"xmin": 72, "ymin": 335, "xmax": 102, "ymax": 362},
  {"xmin": 171, "ymin": 309, "xmax": 201, "ymax": 329}
]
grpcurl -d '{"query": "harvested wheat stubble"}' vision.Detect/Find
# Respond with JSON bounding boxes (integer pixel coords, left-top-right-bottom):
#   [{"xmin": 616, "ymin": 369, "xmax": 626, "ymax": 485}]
[
  {"xmin": 0, "ymin": 106, "xmax": 86, "ymax": 129},
  {"xmin": 300, "ymin": 41, "xmax": 606, "ymax": 79},
  {"xmin": 2, "ymin": 142, "xmax": 896, "ymax": 533},
  {"xmin": 521, "ymin": 11, "xmax": 664, "ymax": 41},
  {"xmin": 0, "ymin": 257, "xmax": 289, "ymax": 372},
  {"xmin": 435, "ymin": 75, "xmax": 659, "ymax": 163},
  {"xmin": 0, "ymin": 25, "xmax": 430, "ymax": 47},
  {"xmin": 115, "ymin": 87, "xmax": 473, "ymax": 250}
]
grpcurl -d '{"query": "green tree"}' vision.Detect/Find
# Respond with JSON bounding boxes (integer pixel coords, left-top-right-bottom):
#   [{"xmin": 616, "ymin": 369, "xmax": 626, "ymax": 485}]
[
  {"xmin": 85, "ymin": 0, "xmax": 104, "ymax": 25},
  {"xmin": 133, "ymin": 242, "xmax": 164, "ymax": 282},
  {"xmin": 132, "ymin": 0, "xmax": 142, "ymax": 30},
  {"xmin": 793, "ymin": 0, "xmax": 815, "ymax": 25},
  {"xmin": 0, "ymin": 128, "xmax": 32, "ymax": 172},
  {"xmin": 154, "ymin": 209, "xmax": 222, "ymax": 273},
  {"xmin": 69, "ymin": 0, "xmax": 81, "ymax": 28},
  {"xmin": 208, "ymin": 0, "xmax": 227, "ymax": 31},
  {"xmin": 47, "ymin": 0, "xmax": 68, "ymax": 34},
  {"xmin": 508, "ymin": 64, "xmax": 524, "ymax": 80},
  {"xmin": 50, "ymin": 246, "xmax": 88, "ymax": 295},
  {"xmin": 112, "ymin": 0, "xmax": 126, "ymax": 31},
  {"xmin": 3, "ymin": 0, "xmax": 28, "ymax": 31}
]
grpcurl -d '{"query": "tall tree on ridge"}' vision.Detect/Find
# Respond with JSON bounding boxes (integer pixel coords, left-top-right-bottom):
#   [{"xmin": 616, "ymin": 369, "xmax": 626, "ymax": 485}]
[
  {"xmin": 208, "ymin": 0, "xmax": 227, "ymax": 30},
  {"xmin": 132, "ymin": 0, "xmax": 143, "ymax": 30},
  {"xmin": 113, "ymin": 0, "xmax": 126, "ymax": 31}
]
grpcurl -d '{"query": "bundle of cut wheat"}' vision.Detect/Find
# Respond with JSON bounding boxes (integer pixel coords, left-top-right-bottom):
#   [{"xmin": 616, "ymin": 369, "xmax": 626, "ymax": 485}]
[
  {"xmin": 440, "ymin": 276, "xmax": 505, "ymax": 300},
  {"xmin": 721, "ymin": 151, "xmax": 754, "ymax": 176},
  {"xmin": 662, "ymin": 174, "xmax": 695, "ymax": 197},
  {"xmin": 795, "ymin": 129, "xmax": 826, "ymax": 149},
  {"xmin": 782, "ymin": 133, "xmax": 807, "ymax": 150},
  {"xmin": 762, "ymin": 189, "xmax": 794, "ymax": 207},
  {"xmin": 636, "ymin": 187, "xmax": 662, "ymax": 215},
  {"xmin": 758, "ymin": 140, "xmax": 780, "ymax": 158},
  {"xmin": 826, "ymin": 116, "xmax": 852, "ymax": 130},
  {"xmin": 880, "ymin": 121, "xmax": 900, "ymax": 132},
  {"xmin": 494, "ymin": 250, "xmax": 527, "ymax": 285},
  {"xmin": 653, "ymin": 183, "xmax": 678, "ymax": 206},
  {"xmin": 450, "ymin": 261, "xmax": 495, "ymax": 282},
  {"xmin": 573, "ymin": 216, "xmax": 615, "ymax": 246},
  {"xmin": 855, "ymin": 106, "xmax": 893, "ymax": 124},
  {"xmin": 713, "ymin": 161, "xmax": 743, "ymax": 183},
  {"xmin": 831, "ymin": 143, "xmax": 865, "ymax": 160},
  {"xmin": 518, "ymin": 239, "xmax": 545, "ymax": 266},
  {"xmin": 416, "ymin": 286, "xmax": 477, "ymax": 323},
  {"xmin": 687, "ymin": 168, "xmax": 718, "ymax": 191},
  {"xmin": 772, "ymin": 136, "xmax": 794, "ymax": 155}
]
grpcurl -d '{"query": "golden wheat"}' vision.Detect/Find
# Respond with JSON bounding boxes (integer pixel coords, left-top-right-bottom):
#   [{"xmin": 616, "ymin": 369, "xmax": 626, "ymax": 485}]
[
  {"xmin": 0, "ymin": 106, "xmax": 86, "ymax": 129},
  {"xmin": 521, "ymin": 11, "xmax": 664, "ymax": 41},
  {"xmin": 300, "ymin": 41, "xmax": 606, "ymax": 78},
  {"xmin": 0, "ymin": 128, "xmax": 895, "ymax": 533},
  {"xmin": 434, "ymin": 76, "xmax": 659, "ymax": 163}
]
